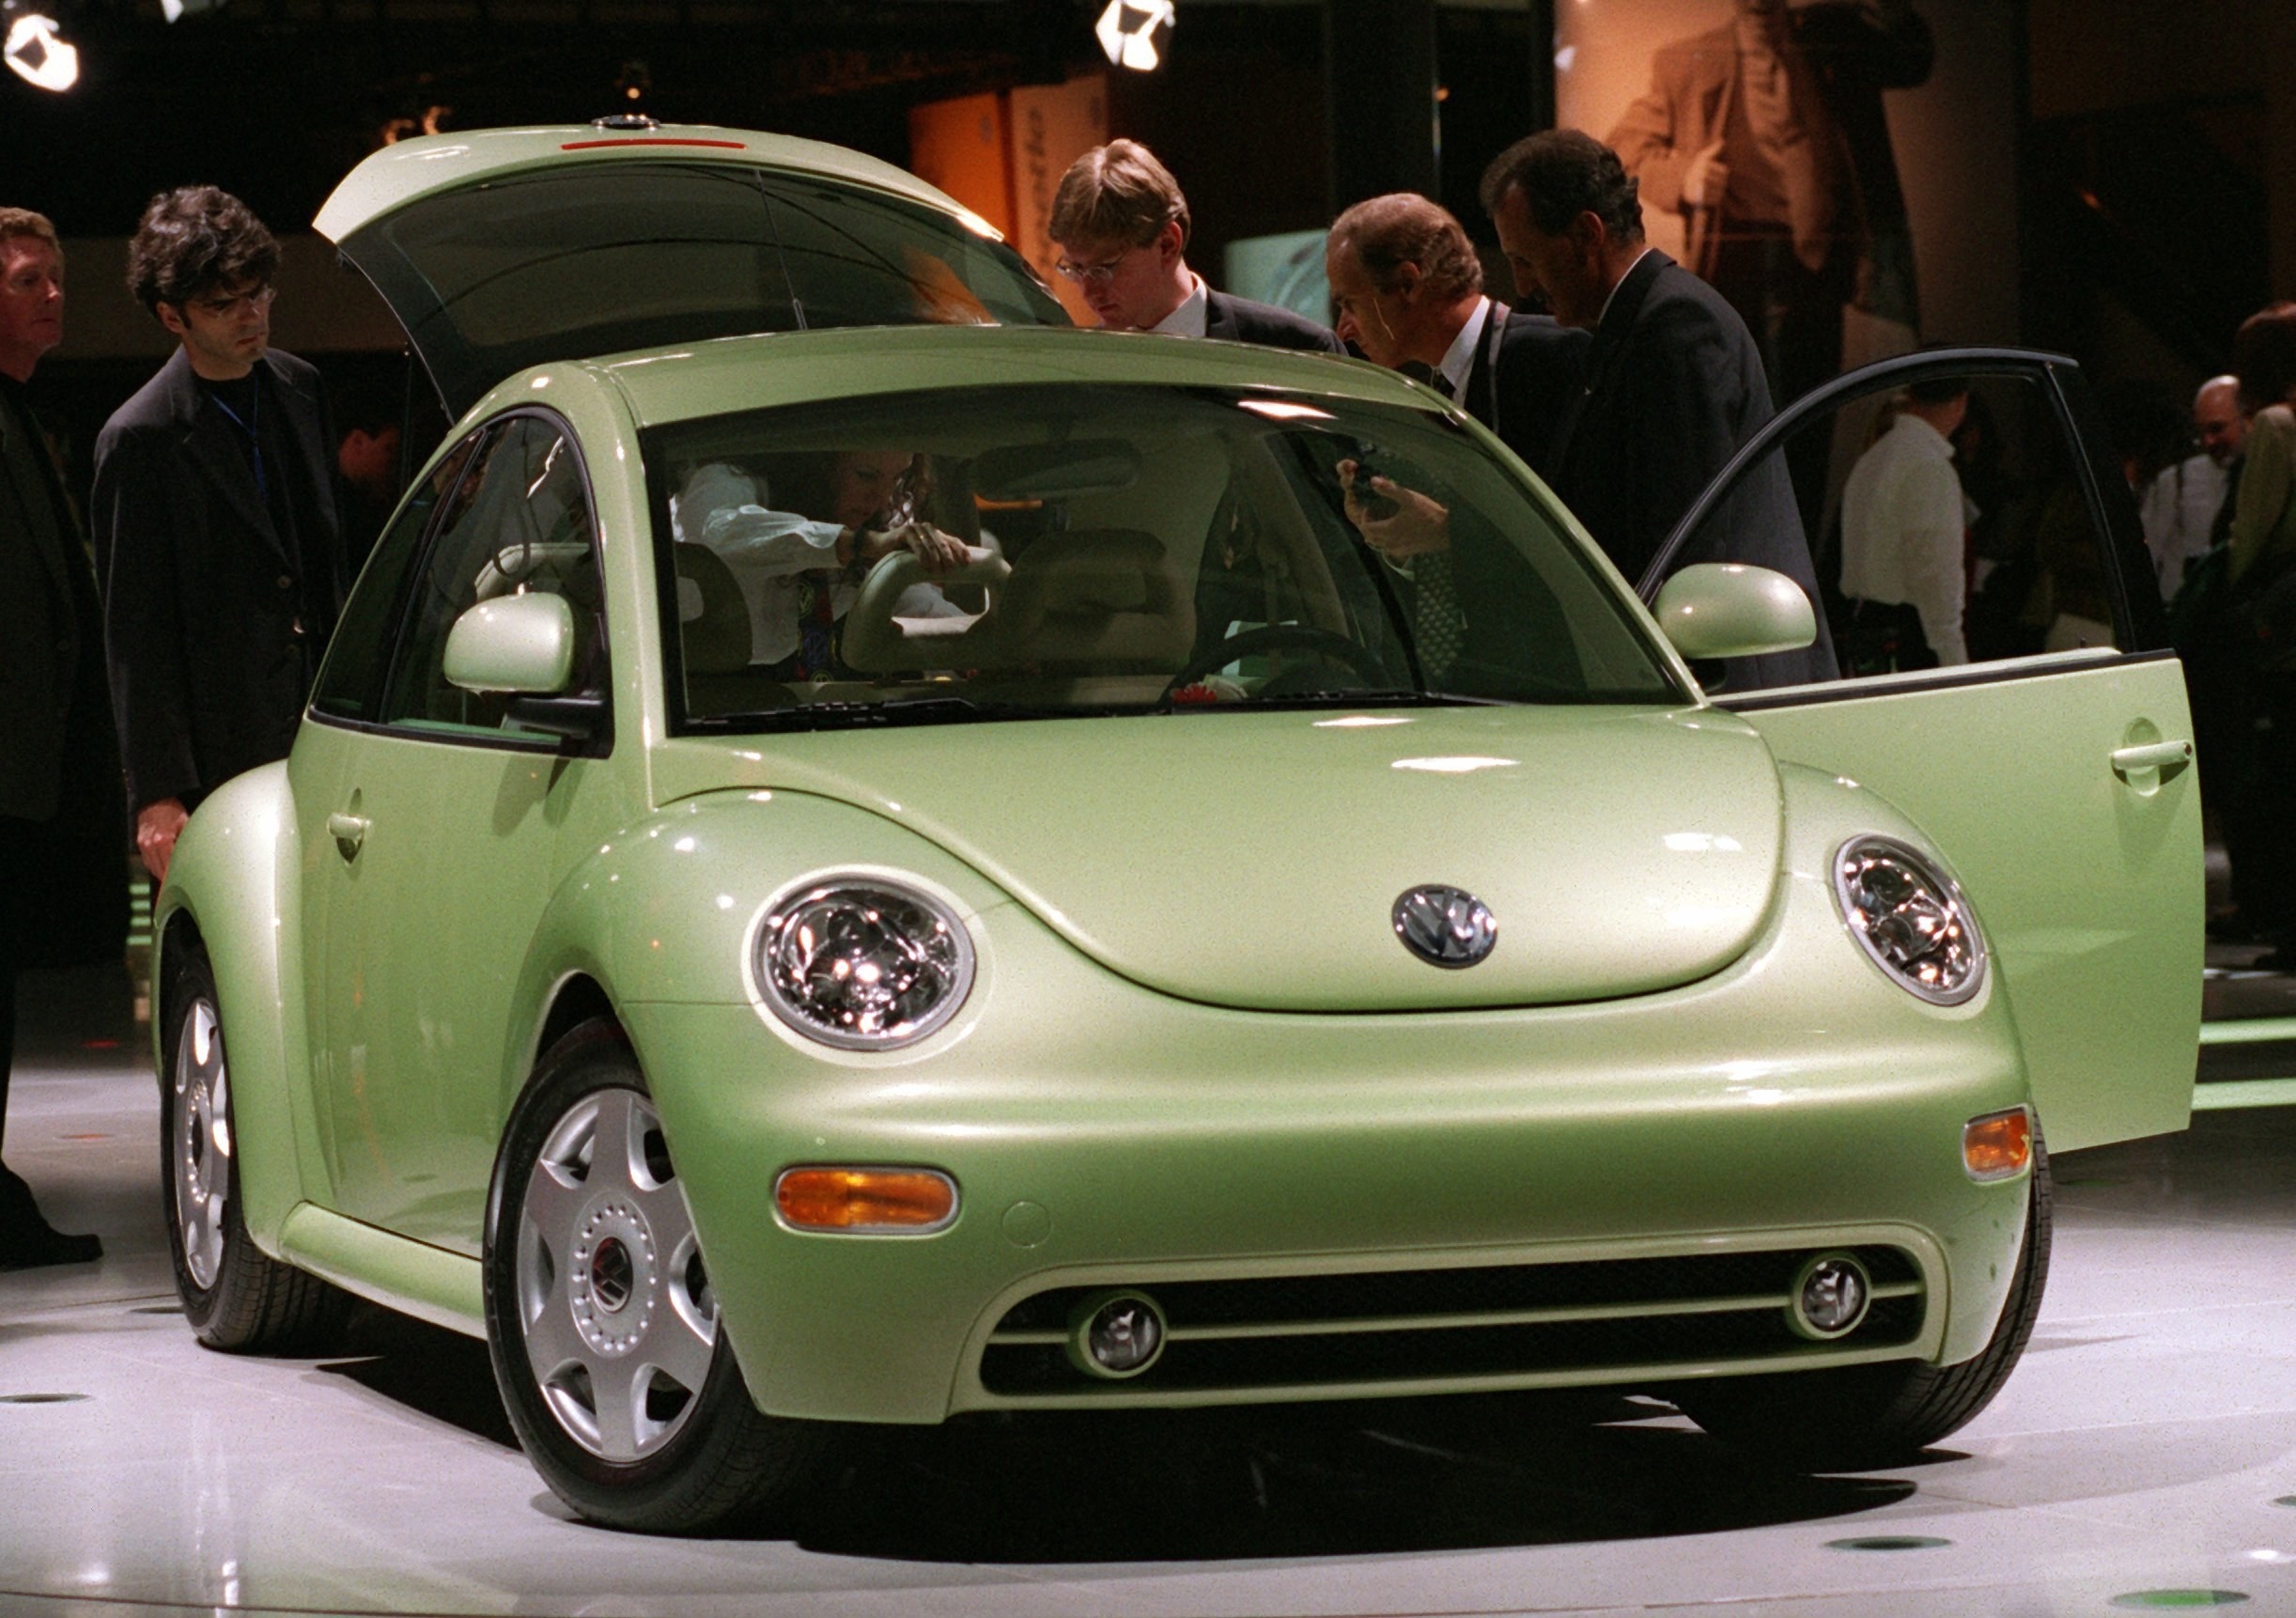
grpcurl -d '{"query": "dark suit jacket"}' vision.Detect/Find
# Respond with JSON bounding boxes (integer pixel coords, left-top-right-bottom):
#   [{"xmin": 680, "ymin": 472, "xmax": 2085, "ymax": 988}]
[
  {"xmin": 91, "ymin": 348, "xmax": 347, "ymax": 813},
  {"xmin": 0, "ymin": 378, "xmax": 129, "ymax": 965},
  {"xmin": 1547, "ymin": 249, "xmax": 1837, "ymax": 690},
  {"xmin": 1459, "ymin": 304, "xmax": 1590, "ymax": 482},
  {"xmin": 1203, "ymin": 289, "xmax": 1345, "ymax": 355}
]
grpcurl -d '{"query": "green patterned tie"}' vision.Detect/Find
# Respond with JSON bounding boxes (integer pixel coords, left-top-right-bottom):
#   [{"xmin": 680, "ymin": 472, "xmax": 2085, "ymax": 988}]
[{"xmin": 1413, "ymin": 552, "xmax": 1464, "ymax": 687}]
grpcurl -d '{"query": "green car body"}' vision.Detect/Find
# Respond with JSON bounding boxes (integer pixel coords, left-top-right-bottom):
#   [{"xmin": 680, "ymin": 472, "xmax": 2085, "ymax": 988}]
[{"xmin": 151, "ymin": 125, "xmax": 2201, "ymax": 1527}]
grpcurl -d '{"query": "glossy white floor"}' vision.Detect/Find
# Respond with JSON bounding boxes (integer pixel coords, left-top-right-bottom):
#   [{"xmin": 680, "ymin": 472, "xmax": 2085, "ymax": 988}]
[{"xmin": 6, "ymin": 966, "xmax": 2296, "ymax": 1618}]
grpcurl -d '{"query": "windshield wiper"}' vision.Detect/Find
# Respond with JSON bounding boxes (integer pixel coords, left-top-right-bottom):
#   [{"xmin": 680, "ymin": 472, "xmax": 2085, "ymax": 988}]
[
  {"xmin": 705, "ymin": 695, "xmax": 1055, "ymax": 732},
  {"xmin": 1166, "ymin": 687, "xmax": 1509, "ymax": 713}
]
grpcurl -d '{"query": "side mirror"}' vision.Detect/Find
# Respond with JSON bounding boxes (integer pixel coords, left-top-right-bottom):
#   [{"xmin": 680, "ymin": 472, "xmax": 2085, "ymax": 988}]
[
  {"xmin": 1652, "ymin": 564, "xmax": 1817, "ymax": 662},
  {"xmin": 443, "ymin": 593, "xmax": 575, "ymax": 695}
]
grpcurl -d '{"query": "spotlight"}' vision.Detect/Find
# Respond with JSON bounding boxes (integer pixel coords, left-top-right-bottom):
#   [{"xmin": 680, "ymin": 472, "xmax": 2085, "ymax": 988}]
[
  {"xmin": 3, "ymin": 11, "xmax": 76, "ymax": 92},
  {"xmin": 160, "ymin": 0, "xmax": 226, "ymax": 19},
  {"xmin": 1095, "ymin": 0, "xmax": 1174, "ymax": 72}
]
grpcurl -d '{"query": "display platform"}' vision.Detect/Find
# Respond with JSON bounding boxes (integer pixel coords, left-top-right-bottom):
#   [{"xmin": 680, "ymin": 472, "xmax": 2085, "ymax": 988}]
[{"xmin": 4, "ymin": 965, "xmax": 2295, "ymax": 1618}]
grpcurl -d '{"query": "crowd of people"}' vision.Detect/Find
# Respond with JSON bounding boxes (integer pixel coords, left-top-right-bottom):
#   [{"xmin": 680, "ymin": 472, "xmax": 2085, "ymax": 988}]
[{"xmin": 1, "ymin": 117, "xmax": 2287, "ymax": 1268}]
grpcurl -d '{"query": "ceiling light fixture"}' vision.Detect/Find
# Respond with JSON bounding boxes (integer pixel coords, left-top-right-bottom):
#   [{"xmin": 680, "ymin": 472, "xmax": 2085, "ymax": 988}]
[
  {"xmin": 1095, "ymin": 0, "xmax": 1174, "ymax": 72},
  {"xmin": 3, "ymin": 11, "xmax": 77, "ymax": 91}
]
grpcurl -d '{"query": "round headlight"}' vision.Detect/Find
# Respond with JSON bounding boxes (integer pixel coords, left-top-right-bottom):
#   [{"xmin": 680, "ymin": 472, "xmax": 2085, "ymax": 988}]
[
  {"xmin": 1833, "ymin": 835, "xmax": 1985, "ymax": 1006},
  {"xmin": 755, "ymin": 879, "xmax": 974, "ymax": 1050}
]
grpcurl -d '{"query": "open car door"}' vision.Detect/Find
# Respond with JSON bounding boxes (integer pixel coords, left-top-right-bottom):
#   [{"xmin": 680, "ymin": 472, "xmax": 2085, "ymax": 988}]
[{"xmin": 1650, "ymin": 349, "xmax": 2202, "ymax": 1151}]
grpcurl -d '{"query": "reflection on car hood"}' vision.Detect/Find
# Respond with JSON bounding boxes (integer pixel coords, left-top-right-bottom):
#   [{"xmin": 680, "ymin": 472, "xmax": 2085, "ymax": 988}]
[{"xmin": 659, "ymin": 706, "xmax": 1785, "ymax": 1013}]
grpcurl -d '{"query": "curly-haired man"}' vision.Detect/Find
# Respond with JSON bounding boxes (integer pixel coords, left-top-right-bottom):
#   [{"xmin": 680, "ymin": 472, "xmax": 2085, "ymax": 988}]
[{"xmin": 91, "ymin": 186, "xmax": 346, "ymax": 883}]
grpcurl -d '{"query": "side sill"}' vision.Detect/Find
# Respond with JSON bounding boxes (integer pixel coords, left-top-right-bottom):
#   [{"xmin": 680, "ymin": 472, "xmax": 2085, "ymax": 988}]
[{"xmin": 278, "ymin": 1202, "xmax": 488, "ymax": 1341}]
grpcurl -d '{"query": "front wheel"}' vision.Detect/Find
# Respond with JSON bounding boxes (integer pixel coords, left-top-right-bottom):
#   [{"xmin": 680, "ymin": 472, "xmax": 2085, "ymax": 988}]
[
  {"xmin": 483, "ymin": 1018, "xmax": 828, "ymax": 1533},
  {"xmin": 1673, "ymin": 1130, "xmax": 2052, "ymax": 1469},
  {"xmin": 161, "ymin": 935, "xmax": 346, "ymax": 1351}
]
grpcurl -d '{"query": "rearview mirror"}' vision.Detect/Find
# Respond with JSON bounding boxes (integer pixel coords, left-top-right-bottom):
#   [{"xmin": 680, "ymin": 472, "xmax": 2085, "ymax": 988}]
[
  {"xmin": 443, "ymin": 593, "xmax": 575, "ymax": 695},
  {"xmin": 1652, "ymin": 564, "xmax": 1817, "ymax": 662}
]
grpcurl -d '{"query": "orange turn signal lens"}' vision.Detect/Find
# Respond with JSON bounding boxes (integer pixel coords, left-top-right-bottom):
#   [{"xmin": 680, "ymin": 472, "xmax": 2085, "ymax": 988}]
[
  {"xmin": 1962, "ymin": 1108, "xmax": 2032, "ymax": 1181},
  {"xmin": 774, "ymin": 1167, "xmax": 958, "ymax": 1232}
]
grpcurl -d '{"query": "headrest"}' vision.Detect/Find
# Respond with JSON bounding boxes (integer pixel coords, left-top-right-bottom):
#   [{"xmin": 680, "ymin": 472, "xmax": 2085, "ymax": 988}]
[{"xmin": 674, "ymin": 543, "xmax": 752, "ymax": 675}]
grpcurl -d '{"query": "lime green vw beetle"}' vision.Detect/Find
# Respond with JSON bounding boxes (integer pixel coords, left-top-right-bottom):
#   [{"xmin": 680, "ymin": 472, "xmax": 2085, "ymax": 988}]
[{"xmin": 152, "ymin": 122, "xmax": 2202, "ymax": 1533}]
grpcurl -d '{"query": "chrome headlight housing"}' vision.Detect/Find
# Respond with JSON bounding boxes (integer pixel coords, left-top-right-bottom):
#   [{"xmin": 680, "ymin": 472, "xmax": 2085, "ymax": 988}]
[
  {"xmin": 1832, "ymin": 835, "xmax": 1985, "ymax": 1006},
  {"xmin": 755, "ymin": 878, "xmax": 975, "ymax": 1050}
]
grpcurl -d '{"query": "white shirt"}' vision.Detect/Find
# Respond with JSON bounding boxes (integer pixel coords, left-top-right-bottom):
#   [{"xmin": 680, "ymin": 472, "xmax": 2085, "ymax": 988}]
[
  {"xmin": 1149, "ymin": 272, "xmax": 1210, "ymax": 338},
  {"xmin": 671, "ymin": 462, "xmax": 959, "ymax": 666},
  {"xmin": 1596, "ymin": 248, "xmax": 1659, "ymax": 331},
  {"xmin": 2138, "ymin": 451, "xmax": 2230, "ymax": 600},
  {"xmin": 1839, "ymin": 412, "xmax": 1969, "ymax": 665},
  {"xmin": 1435, "ymin": 296, "xmax": 1494, "ymax": 402}
]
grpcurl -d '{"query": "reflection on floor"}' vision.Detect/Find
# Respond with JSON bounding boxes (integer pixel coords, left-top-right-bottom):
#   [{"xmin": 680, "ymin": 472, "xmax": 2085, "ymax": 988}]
[{"xmin": 4, "ymin": 965, "xmax": 2295, "ymax": 1617}]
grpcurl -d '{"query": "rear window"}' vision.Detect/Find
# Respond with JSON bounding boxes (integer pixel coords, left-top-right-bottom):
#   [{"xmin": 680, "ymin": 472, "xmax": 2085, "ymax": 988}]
[{"xmin": 341, "ymin": 162, "xmax": 1068, "ymax": 416}]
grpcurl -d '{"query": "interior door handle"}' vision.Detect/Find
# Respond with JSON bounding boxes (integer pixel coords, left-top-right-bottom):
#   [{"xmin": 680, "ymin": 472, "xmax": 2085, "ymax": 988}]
[
  {"xmin": 326, "ymin": 812, "xmax": 369, "ymax": 857},
  {"xmin": 2109, "ymin": 739, "xmax": 2193, "ymax": 787}
]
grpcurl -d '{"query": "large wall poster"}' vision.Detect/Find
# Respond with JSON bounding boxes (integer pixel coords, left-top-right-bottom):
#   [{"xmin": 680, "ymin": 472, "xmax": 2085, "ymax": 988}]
[{"xmin": 1555, "ymin": 0, "xmax": 2021, "ymax": 398}]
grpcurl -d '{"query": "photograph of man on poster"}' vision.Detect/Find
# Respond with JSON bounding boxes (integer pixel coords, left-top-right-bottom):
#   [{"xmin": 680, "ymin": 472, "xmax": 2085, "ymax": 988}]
[{"xmin": 1606, "ymin": 0, "xmax": 1932, "ymax": 407}]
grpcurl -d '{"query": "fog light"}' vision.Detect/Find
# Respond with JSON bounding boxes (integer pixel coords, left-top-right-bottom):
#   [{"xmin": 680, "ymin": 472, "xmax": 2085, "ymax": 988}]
[
  {"xmin": 774, "ymin": 1167, "xmax": 957, "ymax": 1232},
  {"xmin": 1963, "ymin": 1107, "xmax": 2033, "ymax": 1181},
  {"xmin": 1067, "ymin": 1291, "xmax": 1166, "ymax": 1378},
  {"xmin": 1788, "ymin": 1252, "xmax": 1871, "ymax": 1341}
]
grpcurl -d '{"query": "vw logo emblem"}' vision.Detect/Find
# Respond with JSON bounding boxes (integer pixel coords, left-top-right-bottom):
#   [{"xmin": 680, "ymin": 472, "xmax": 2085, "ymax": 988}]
[{"xmin": 1392, "ymin": 885, "xmax": 1497, "ymax": 969}]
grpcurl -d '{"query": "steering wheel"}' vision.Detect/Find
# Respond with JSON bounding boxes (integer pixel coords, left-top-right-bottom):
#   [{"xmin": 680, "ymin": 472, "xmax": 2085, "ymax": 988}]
[{"xmin": 1161, "ymin": 623, "xmax": 1395, "ymax": 704}]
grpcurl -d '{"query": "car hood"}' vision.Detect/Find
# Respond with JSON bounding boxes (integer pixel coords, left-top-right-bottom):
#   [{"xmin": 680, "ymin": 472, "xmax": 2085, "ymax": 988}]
[{"xmin": 658, "ymin": 706, "xmax": 1785, "ymax": 1013}]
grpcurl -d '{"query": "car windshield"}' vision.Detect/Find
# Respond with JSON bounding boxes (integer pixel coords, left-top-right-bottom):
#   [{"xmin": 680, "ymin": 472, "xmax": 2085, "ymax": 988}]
[{"xmin": 648, "ymin": 382, "xmax": 1684, "ymax": 733}]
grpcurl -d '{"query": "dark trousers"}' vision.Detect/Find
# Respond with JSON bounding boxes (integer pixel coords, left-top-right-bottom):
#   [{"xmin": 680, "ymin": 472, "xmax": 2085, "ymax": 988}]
[{"xmin": 1, "ymin": 816, "xmax": 36, "ymax": 1227}]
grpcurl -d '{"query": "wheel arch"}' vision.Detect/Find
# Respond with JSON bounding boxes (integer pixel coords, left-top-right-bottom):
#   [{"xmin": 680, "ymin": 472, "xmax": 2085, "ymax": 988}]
[{"xmin": 152, "ymin": 762, "xmax": 324, "ymax": 1252}]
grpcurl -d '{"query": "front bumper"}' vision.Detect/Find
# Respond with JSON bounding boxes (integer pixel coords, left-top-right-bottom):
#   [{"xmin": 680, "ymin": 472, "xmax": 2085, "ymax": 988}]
[{"xmin": 626, "ymin": 882, "xmax": 2034, "ymax": 1425}]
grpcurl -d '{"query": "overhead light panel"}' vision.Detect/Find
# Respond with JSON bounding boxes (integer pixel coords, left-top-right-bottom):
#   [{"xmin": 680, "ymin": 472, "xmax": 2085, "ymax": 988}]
[
  {"xmin": 4, "ymin": 12, "xmax": 76, "ymax": 92},
  {"xmin": 1096, "ymin": 0, "xmax": 1174, "ymax": 72}
]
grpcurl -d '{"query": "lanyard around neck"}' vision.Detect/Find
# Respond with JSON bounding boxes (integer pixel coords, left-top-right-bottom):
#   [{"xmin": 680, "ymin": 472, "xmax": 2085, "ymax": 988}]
[{"xmin": 205, "ymin": 377, "xmax": 268, "ymax": 507}]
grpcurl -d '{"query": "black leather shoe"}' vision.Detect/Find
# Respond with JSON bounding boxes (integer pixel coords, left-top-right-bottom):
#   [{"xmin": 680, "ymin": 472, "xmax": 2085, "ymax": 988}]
[{"xmin": 0, "ymin": 1222, "xmax": 103, "ymax": 1271}]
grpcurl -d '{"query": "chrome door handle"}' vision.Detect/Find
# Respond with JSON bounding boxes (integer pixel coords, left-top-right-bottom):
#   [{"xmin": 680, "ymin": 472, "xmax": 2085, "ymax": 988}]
[
  {"xmin": 2109, "ymin": 739, "xmax": 2193, "ymax": 788},
  {"xmin": 326, "ymin": 812, "xmax": 370, "ymax": 858}
]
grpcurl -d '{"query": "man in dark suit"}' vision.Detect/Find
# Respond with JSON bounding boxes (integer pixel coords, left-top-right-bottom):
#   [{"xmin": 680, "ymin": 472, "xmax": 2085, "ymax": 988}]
[
  {"xmin": 1047, "ymin": 140, "xmax": 1343, "ymax": 353},
  {"xmin": 1482, "ymin": 129, "xmax": 1836, "ymax": 691},
  {"xmin": 1325, "ymin": 192, "xmax": 1586, "ymax": 476},
  {"xmin": 0, "ymin": 208, "xmax": 123, "ymax": 1269},
  {"xmin": 1316, "ymin": 194, "xmax": 1589, "ymax": 691},
  {"xmin": 92, "ymin": 187, "xmax": 347, "ymax": 886}
]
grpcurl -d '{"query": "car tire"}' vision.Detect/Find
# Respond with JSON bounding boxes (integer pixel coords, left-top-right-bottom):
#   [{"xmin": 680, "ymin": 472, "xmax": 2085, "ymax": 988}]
[
  {"xmin": 162, "ymin": 936, "xmax": 349, "ymax": 1352},
  {"xmin": 483, "ymin": 1017, "xmax": 828, "ymax": 1533},
  {"xmin": 1673, "ymin": 1130, "xmax": 2052, "ymax": 1469}
]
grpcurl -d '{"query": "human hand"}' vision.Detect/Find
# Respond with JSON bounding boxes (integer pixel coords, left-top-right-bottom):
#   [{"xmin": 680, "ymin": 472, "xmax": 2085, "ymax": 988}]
[
  {"xmin": 861, "ymin": 521, "xmax": 972, "ymax": 575},
  {"xmin": 1683, "ymin": 140, "xmax": 1729, "ymax": 210},
  {"xmin": 136, "ymin": 798, "xmax": 190, "ymax": 884},
  {"xmin": 1340, "ymin": 459, "xmax": 1451, "ymax": 559}
]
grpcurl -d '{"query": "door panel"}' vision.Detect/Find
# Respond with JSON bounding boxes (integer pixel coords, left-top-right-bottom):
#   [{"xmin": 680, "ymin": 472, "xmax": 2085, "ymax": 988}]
[
  {"xmin": 1740, "ymin": 655, "xmax": 2201, "ymax": 1149},
  {"xmin": 1664, "ymin": 350, "xmax": 2203, "ymax": 1150}
]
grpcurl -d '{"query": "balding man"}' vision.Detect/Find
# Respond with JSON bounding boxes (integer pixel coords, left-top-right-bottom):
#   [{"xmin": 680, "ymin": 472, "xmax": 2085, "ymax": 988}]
[
  {"xmin": 2141, "ymin": 374, "xmax": 2247, "ymax": 600},
  {"xmin": 1325, "ymin": 193, "xmax": 1586, "ymax": 479}
]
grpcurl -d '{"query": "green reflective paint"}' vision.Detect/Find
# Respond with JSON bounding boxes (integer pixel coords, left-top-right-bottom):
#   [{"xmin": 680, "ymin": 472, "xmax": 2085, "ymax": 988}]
[{"xmin": 1740, "ymin": 656, "xmax": 2203, "ymax": 1152}]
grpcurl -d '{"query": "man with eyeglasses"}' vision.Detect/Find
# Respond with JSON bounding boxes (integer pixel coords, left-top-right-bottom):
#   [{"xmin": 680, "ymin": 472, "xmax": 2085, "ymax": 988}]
[
  {"xmin": 1047, "ymin": 140, "xmax": 1342, "ymax": 354},
  {"xmin": 91, "ymin": 186, "xmax": 347, "ymax": 886}
]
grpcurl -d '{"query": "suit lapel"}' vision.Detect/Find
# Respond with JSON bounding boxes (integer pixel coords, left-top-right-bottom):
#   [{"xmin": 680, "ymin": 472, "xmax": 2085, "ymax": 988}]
[
  {"xmin": 1202, "ymin": 289, "xmax": 1238, "ymax": 342},
  {"xmin": 1551, "ymin": 251, "xmax": 1672, "ymax": 479},
  {"xmin": 165, "ymin": 349, "xmax": 289, "ymax": 566}
]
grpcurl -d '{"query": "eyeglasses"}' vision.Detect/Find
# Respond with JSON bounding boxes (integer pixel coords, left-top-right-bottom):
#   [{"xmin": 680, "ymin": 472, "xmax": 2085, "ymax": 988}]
[
  {"xmin": 190, "ymin": 285, "xmax": 276, "ymax": 319},
  {"xmin": 1053, "ymin": 250, "xmax": 1135, "ymax": 288}
]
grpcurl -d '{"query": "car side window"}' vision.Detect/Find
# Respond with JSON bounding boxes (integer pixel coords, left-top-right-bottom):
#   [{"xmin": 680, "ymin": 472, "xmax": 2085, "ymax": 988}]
[
  {"xmin": 377, "ymin": 412, "xmax": 608, "ymax": 740},
  {"xmin": 1658, "ymin": 361, "xmax": 2158, "ymax": 697},
  {"xmin": 309, "ymin": 427, "xmax": 486, "ymax": 725}
]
